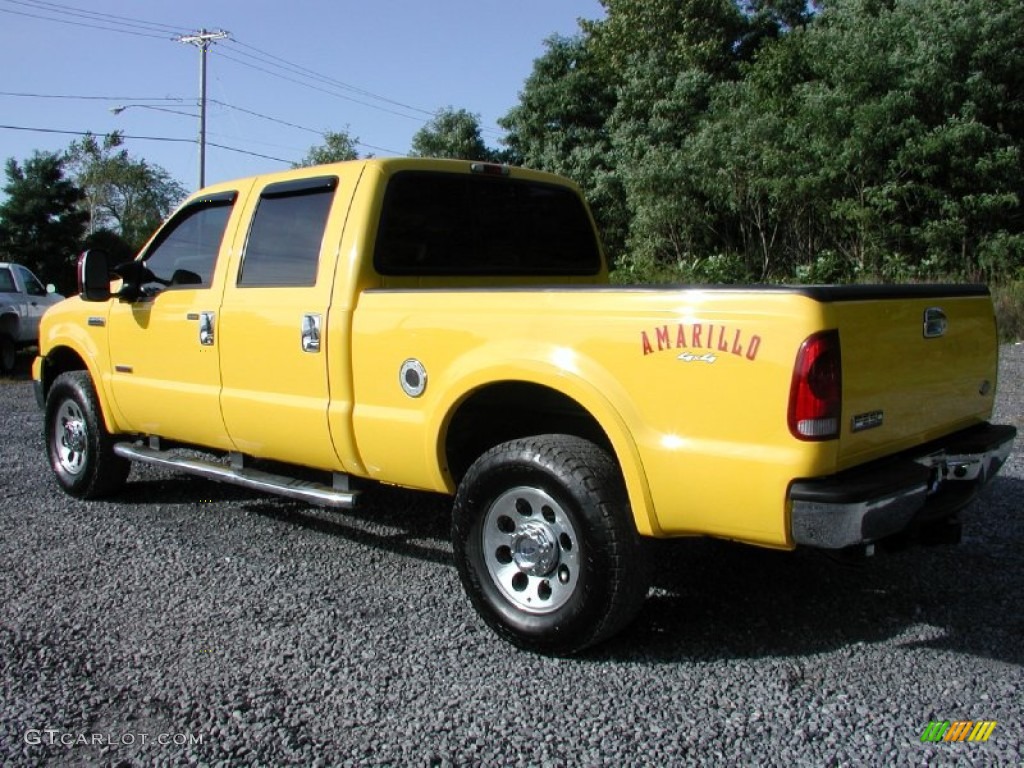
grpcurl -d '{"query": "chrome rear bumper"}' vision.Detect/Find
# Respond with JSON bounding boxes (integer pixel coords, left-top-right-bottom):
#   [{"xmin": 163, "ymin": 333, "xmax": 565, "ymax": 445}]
[{"xmin": 789, "ymin": 423, "xmax": 1016, "ymax": 549}]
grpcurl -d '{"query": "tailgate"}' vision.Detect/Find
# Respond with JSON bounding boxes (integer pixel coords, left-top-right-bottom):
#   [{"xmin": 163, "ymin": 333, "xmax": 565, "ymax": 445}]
[{"xmin": 826, "ymin": 286, "xmax": 998, "ymax": 470}]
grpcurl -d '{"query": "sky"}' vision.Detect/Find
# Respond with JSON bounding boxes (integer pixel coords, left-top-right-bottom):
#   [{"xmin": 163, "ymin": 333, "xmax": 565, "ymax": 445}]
[{"xmin": 0, "ymin": 0, "xmax": 605, "ymax": 193}]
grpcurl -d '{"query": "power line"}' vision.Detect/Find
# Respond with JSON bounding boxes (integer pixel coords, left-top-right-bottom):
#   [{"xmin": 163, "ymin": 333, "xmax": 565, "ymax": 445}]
[
  {"xmin": 7, "ymin": 0, "xmax": 185, "ymax": 34},
  {"xmin": 207, "ymin": 99, "xmax": 399, "ymax": 155},
  {"xmin": 0, "ymin": 90, "xmax": 399, "ymax": 155},
  {"xmin": 0, "ymin": 124, "xmax": 295, "ymax": 165},
  {"xmin": 223, "ymin": 39, "xmax": 438, "ymax": 118},
  {"xmin": 0, "ymin": 2, "xmax": 178, "ymax": 39},
  {"xmin": 221, "ymin": 38, "xmax": 504, "ymax": 137},
  {"xmin": 209, "ymin": 99, "xmax": 320, "ymax": 135},
  {"xmin": 214, "ymin": 50, "xmax": 431, "ymax": 125},
  {"xmin": 0, "ymin": 90, "xmax": 186, "ymax": 103},
  {"xmin": 202, "ymin": 142, "xmax": 292, "ymax": 165},
  {"xmin": 1, "ymin": 124, "xmax": 193, "ymax": 142}
]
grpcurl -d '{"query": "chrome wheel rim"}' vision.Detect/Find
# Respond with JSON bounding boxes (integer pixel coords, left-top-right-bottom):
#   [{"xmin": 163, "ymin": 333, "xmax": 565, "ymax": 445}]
[
  {"xmin": 54, "ymin": 400, "xmax": 88, "ymax": 475},
  {"xmin": 481, "ymin": 486, "xmax": 580, "ymax": 614}
]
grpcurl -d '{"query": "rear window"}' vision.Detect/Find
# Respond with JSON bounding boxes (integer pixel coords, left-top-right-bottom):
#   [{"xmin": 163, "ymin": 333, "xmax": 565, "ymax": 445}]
[{"xmin": 374, "ymin": 171, "xmax": 601, "ymax": 276}]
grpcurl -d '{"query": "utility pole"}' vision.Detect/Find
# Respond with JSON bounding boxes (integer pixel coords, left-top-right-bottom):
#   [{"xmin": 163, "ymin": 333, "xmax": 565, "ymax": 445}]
[{"xmin": 177, "ymin": 28, "xmax": 229, "ymax": 189}]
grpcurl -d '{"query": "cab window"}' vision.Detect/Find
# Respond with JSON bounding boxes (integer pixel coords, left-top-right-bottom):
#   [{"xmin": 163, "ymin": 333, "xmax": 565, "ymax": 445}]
[
  {"xmin": 141, "ymin": 193, "xmax": 236, "ymax": 290},
  {"xmin": 238, "ymin": 176, "xmax": 338, "ymax": 288}
]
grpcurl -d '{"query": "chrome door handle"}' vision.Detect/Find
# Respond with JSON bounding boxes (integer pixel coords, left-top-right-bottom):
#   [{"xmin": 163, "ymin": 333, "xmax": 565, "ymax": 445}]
[
  {"xmin": 199, "ymin": 311, "xmax": 215, "ymax": 346},
  {"xmin": 301, "ymin": 313, "xmax": 321, "ymax": 353}
]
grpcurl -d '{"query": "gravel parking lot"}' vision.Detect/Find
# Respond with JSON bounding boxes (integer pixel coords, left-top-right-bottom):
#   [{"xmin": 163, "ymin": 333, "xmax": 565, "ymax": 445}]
[{"xmin": 1, "ymin": 346, "xmax": 1022, "ymax": 767}]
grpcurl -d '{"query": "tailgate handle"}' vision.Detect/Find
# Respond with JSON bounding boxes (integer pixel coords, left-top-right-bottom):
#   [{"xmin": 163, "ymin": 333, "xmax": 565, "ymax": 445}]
[{"xmin": 923, "ymin": 307, "xmax": 947, "ymax": 339}]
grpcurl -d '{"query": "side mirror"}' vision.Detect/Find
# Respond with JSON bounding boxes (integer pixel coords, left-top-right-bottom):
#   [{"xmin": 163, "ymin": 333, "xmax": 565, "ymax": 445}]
[
  {"xmin": 111, "ymin": 260, "xmax": 164, "ymax": 301},
  {"xmin": 170, "ymin": 269, "xmax": 203, "ymax": 287},
  {"xmin": 77, "ymin": 250, "xmax": 111, "ymax": 302},
  {"xmin": 46, "ymin": 283, "xmax": 57, "ymax": 295}
]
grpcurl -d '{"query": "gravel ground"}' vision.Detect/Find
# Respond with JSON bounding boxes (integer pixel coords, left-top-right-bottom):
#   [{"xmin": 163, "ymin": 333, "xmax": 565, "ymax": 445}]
[{"xmin": 1, "ymin": 346, "xmax": 1022, "ymax": 767}]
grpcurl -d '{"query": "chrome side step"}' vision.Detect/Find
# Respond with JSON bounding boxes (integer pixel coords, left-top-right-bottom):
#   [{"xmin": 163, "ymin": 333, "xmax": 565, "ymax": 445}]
[{"xmin": 113, "ymin": 442, "xmax": 359, "ymax": 508}]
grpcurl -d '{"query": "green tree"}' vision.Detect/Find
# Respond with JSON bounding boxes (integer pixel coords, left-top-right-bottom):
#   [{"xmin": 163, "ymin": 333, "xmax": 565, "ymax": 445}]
[
  {"xmin": 294, "ymin": 129, "xmax": 360, "ymax": 167},
  {"xmin": 598, "ymin": 0, "xmax": 753, "ymax": 274},
  {"xmin": 501, "ymin": 0, "xmax": 1023, "ymax": 285},
  {"xmin": 783, "ymin": 0, "xmax": 1024, "ymax": 280},
  {"xmin": 0, "ymin": 152, "xmax": 87, "ymax": 291},
  {"xmin": 410, "ymin": 107, "xmax": 496, "ymax": 161},
  {"xmin": 65, "ymin": 132, "xmax": 187, "ymax": 252},
  {"xmin": 501, "ymin": 35, "xmax": 628, "ymax": 259}
]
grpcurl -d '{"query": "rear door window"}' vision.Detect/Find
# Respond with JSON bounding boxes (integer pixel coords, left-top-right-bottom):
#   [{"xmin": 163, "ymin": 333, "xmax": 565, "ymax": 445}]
[{"xmin": 238, "ymin": 176, "xmax": 338, "ymax": 288}]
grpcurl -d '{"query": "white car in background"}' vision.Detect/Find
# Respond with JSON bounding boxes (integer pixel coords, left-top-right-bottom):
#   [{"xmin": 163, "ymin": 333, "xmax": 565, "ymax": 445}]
[{"xmin": 0, "ymin": 262, "xmax": 64, "ymax": 374}]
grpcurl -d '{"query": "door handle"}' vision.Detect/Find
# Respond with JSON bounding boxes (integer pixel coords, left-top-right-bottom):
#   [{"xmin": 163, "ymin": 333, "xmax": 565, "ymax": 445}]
[
  {"xmin": 301, "ymin": 313, "xmax": 321, "ymax": 353},
  {"xmin": 199, "ymin": 311, "xmax": 215, "ymax": 346}
]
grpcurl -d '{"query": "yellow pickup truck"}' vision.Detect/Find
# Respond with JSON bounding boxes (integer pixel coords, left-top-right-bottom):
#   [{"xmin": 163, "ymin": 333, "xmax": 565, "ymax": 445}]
[{"xmin": 33, "ymin": 158, "xmax": 1016, "ymax": 653}]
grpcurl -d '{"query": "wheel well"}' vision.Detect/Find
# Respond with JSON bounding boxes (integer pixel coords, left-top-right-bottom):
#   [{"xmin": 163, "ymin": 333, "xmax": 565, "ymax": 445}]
[
  {"xmin": 40, "ymin": 346, "xmax": 88, "ymax": 398},
  {"xmin": 444, "ymin": 382, "xmax": 614, "ymax": 483}
]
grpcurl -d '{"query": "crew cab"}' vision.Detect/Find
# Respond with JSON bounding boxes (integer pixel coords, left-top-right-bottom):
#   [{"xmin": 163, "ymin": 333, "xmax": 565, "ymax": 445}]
[
  {"xmin": 33, "ymin": 158, "xmax": 1017, "ymax": 653},
  {"xmin": 0, "ymin": 262, "xmax": 62, "ymax": 374}
]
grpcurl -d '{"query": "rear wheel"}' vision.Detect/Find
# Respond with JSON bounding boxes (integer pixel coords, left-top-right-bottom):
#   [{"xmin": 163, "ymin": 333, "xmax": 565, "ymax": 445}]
[
  {"xmin": 45, "ymin": 371, "xmax": 130, "ymax": 498},
  {"xmin": 452, "ymin": 435, "xmax": 649, "ymax": 655}
]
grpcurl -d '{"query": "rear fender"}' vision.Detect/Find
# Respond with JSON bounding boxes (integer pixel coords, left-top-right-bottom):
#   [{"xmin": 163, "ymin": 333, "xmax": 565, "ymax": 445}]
[{"xmin": 432, "ymin": 356, "xmax": 661, "ymax": 537}]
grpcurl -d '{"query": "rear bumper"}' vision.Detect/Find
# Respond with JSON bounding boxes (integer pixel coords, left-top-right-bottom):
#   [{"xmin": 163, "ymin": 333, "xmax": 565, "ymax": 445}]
[{"xmin": 789, "ymin": 423, "xmax": 1016, "ymax": 549}]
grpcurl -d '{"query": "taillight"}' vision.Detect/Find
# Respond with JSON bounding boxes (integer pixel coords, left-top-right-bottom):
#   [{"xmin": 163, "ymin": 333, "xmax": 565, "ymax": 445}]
[{"xmin": 789, "ymin": 330, "xmax": 841, "ymax": 441}]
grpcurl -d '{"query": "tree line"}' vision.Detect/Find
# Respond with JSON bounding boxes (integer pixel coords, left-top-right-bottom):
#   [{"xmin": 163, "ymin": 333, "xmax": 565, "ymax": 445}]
[
  {"xmin": 499, "ymin": 0, "xmax": 1023, "ymax": 286},
  {"xmin": 5, "ymin": 0, "xmax": 1021, "ymax": 297}
]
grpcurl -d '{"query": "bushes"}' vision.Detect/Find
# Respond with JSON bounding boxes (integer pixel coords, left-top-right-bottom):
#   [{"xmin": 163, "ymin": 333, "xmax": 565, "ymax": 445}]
[{"xmin": 992, "ymin": 281, "xmax": 1024, "ymax": 342}]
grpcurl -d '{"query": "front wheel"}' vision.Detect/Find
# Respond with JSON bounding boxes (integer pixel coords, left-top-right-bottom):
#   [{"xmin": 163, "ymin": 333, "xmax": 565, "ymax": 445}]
[
  {"xmin": 452, "ymin": 435, "xmax": 649, "ymax": 655},
  {"xmin": 45, "ymin": 371, "xmax": 130, "ymax": 499},
  {"xmin": 0, "ymin": 333, "xmax": 15, "ymax": 375}
]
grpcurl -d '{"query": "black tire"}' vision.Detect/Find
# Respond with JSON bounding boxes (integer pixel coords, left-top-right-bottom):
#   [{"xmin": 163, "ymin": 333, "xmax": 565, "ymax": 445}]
[
  {"xmin": 0, "ymin": 333, "xmax": 15, "ymax": 375},
  {"xmin": 45, "ymin": 371, "xmax": 130, "ymax": 499},
  {"xmin": 452, "ymin": 434, "xmax": 649, "ymax": 655}
]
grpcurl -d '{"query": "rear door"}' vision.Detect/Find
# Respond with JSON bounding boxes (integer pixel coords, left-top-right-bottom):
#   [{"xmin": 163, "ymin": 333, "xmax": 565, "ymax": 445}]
[{"xmin": 217, "ymin": 175, "xmax": 347, "ymax": 470}]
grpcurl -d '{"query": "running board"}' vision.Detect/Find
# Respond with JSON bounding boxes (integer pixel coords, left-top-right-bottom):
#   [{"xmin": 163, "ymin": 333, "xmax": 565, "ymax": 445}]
[{"xmin": 113, "ymin": 443, "xmax": 359, "ymax": 508}]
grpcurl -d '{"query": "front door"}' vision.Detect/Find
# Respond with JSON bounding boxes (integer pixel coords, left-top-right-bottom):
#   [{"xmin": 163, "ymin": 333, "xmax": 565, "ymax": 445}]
[{"xmin": 106, "ymin": 191, "xmax": 242, "ymax": 450}]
